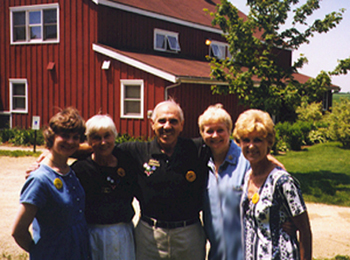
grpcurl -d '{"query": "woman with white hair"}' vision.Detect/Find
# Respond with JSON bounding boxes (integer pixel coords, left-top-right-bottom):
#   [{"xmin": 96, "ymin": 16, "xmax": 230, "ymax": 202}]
[{"xmin": 72, "ymin": 114, "xmax": 137, "ymax": 260}]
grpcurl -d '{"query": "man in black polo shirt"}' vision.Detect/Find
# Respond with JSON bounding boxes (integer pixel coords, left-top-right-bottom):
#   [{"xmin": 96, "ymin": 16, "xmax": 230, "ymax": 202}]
[{"xmin": 119, "ymin": 99, "xmax": 207, "ymax": 260}]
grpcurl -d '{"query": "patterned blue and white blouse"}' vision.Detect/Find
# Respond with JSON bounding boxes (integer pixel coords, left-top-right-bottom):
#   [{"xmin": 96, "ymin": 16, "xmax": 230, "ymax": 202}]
[{"xmin": 241, "ymin": 168, "xmax": 307, "ymax": 260}]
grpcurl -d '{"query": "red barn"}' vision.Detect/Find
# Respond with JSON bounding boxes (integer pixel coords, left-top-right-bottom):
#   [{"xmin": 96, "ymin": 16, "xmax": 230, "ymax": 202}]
[{"xmin": 0, "ymin": 0, "xmax": 339, "ymax": 138}]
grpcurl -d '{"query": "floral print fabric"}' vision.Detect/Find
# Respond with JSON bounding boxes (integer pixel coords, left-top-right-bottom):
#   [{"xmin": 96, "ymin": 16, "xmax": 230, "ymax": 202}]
[{"xmin": 241, "ymin": 168, "xmax": 306, "ymax": 260}]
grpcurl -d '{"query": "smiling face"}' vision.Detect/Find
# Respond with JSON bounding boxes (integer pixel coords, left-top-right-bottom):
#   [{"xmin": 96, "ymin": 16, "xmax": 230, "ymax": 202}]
[
  {"xmin": 201, "ymin": 122, "xmax": 230, "ymax": 155},
  {"xmin": 88, "ymin": 128, "xmax": 116, "ymax": 157},
  {"xmin": 51, "ymin": 132, "xmax": 81, "ymax": 158},
  {"xmin": 240, "ymin": 131, "xmax": 271, "ymax": 165},
  {"xmin": 151, "ymin": 103, "xmax": 184, "ymax": 151}
]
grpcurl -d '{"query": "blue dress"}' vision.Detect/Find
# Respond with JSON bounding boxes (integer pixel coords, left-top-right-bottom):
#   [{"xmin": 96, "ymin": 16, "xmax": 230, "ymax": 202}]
[
  {"xmin": 202, "ymin": 140, "xmax": 250, "ymax": 260},
  {"xmin": 20, "ymin": 164, "xmax": 91, "ymax": 259},
  {"xmin": 241, "ymin": 168, "xmax": 307, "ymax": 260}
]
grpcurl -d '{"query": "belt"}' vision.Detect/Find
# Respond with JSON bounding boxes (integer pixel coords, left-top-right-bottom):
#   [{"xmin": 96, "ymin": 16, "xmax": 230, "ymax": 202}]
[{"xmin": 141, "ymin": 216, "xmax": 199, "ymax": 229}]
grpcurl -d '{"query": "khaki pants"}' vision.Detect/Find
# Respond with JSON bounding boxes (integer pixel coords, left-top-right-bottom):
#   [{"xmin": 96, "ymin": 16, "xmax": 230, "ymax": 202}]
[{"xmin": 135, "ymin": 219, "xmax": 206, "ymax": 260}]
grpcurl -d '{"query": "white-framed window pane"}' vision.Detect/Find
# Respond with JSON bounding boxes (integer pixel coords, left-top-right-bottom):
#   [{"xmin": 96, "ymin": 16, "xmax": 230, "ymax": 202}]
[
  {"xmin": 29, "ymin": 11, "xmax": 41, "ymax": 24},
  {"xmin": 124, "ymin": 101, "xmax": 141, "ymax": 114},
  {"xmin": 125, "ymin": 85, "xmax": 141, "ymax": 98},
  {"xmin": 30, "ymin": 26, "xmax": 41, "ymax": 39},
  {"xmin": 156, "ymin": 34, "xmax": 166, "ymax": 49},
  {"xmin": 10, "ymin": 4, "xmax": 59, "ymax": 44},
  {"xmin": 44, "ymin": 9, "xmax": 57, "ymax": 39},
  {"xmin": 167, "ymin": 36, "xmax": 180, "ymax": 51},
  {"xmin": 13, "ymin": 12, "xmax": 26, "ymax": 41},
  {"xmin": 13, "ymin": 11, "xmax": 25, "ymax": 25},
  {"xmin": 13, "ymin": 84, "xmax": 25, "ymax": 95},
  {"xmin": 11, "ymin": 81, "xmax": 27, "ymax": 112},
  {"xmin": 44, "ymin": 9, "xmax": 57, "ymax": 23},
  {"xmin": 211, "ymin": 44, "xmax": 220, "ymax": 57},
  {"xmin": 13, "ymin": 98, "xmax": 26, "ymax": 110}
]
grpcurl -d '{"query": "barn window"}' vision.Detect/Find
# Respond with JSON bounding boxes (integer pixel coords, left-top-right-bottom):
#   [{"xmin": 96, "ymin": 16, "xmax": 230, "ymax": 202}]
[
  {"xmin": 120, "ymin": 80, "xmax": 144, "ymax": 119},
  {"xmin": 154, "ymin": 29, "xmax": 181, "ymax": 53},
  {"xmin": 10, "ymin": 79, "xmax": 28, "ymax": 113},
  {"xmin": 208, "ymin": 41, "xmax": 231, "ymax": 60},
  {"xmin": 10, "ymin": 4, "xmax": 59, "ymax": 44}
]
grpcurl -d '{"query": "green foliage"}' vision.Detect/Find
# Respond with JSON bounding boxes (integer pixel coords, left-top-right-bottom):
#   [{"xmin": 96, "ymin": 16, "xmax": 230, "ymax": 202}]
[
  {"xmin": 115, "ymin": 133, "xmax": 147, "ymax": 144},
  {"xmin": 276, "ymin": 142, "xmax": 350, "ymax": 207},
  {"xmin": 205, "ymin": 0, "xmax": 344, "ymax": 120},
  {"xmin": 296, "ymin": 101, "xmax": 323, "ymax": 122},
  {"xmin": 333, "ymin": 92, "xmax": 350, "ymax": 104},
  {"xmin": 0, "ymin": 149, "xmax": 42, "ymax": 157},
  {"xmin": 0, "ymin": 128, "xmax": 44, "ymax": 146},
  {"xmin": 323, "ymin": 98, "xmax": 350, "ymax": 148},
  {"xmin": 275, "ymin": 120, "xmax": 313, "ymax": 151}
]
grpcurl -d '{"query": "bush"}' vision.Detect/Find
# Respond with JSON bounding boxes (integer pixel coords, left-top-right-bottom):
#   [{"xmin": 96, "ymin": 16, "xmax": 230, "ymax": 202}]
[
  {"xmin": 0, "ymin": 128, "xmax": 44, "ymax": 146},
  {"xmin": 115, "ymin": 133, "xmax": 147, "ymax": 144},
  {"xmin": 323, "ymin": 98, "xmax": 350, "ymax": 148},
  {"xmin": 275, "ymin": 121, "xmax": 313, "ymax": 151}
]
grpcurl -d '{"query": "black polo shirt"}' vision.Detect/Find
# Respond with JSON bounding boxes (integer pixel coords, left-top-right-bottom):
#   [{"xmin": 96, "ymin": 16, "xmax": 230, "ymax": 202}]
[
  {"xmin": 118, "ymin": 137, "xmax": 207, "ymax": 222},
  {"xmin": 72, "ymin": 146, "xmax": 137, "ymax": 225}
]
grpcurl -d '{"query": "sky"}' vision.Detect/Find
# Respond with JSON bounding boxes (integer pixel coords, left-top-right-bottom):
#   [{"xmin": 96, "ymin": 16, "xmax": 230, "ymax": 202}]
[{"xmin": 229, "ymin": 0, "xmax": 350, "ymax": 93}]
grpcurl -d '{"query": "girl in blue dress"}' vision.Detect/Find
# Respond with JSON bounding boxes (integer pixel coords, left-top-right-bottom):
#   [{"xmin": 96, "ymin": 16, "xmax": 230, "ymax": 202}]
[{"xmin": 12, "ymin": 107, "xmax": 91, "ymax": 259}]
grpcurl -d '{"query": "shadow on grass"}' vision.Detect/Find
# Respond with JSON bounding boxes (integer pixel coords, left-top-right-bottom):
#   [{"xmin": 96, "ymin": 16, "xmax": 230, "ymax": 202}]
[{"xmin": 291, "ymin": 171, "xmax": 350, "ymax": 206}]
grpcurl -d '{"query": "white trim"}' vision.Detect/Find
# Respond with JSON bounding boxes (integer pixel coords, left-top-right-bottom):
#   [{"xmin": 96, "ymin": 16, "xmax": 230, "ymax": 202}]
[
  {"xmin": 10, "ymin": 3, "xmax": 60, "ymax": 45},
  {"xmin": 120, "ymin": 79, "xmax": 144, "ymax": 119},
  {"xmin": 93, "ymin": 44, "xmax": 177, "ymax": 83},
  {"xmin": 93, "ymin": 0, "xmax": 223, "ymax": 35},
  {"xmin": 9, "ymin": 79, "xmax": 28, "ymax": 114}
]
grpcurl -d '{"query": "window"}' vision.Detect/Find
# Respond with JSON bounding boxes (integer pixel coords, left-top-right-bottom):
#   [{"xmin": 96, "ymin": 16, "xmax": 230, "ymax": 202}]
[
  {"xmin": 209, "ymin": 41, "xmax": 231, "ymax": 60},
  {"xmin": 10, "ymin": 4, "xmax": 59, "ymax": 44},
  {"xmin": 10, "ymin": 79, "xmax": 28, "ymax": 113},
  {"xmin": 154, "ymin": 29, "xmax": 181, "ymax": 53},
  {"xmin": 120, "ymin": 80, "xmax": 144, "ymax": 119}
]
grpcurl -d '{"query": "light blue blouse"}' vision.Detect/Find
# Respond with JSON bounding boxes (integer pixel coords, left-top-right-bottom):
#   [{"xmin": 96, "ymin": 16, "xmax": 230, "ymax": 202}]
[
  {"xmin": 203, "ymin": 140, "xmax": 250, "ymax": 260},
  {"xmin": 20, "ymin": 164, "xmax": 90, "ymax": 259}
]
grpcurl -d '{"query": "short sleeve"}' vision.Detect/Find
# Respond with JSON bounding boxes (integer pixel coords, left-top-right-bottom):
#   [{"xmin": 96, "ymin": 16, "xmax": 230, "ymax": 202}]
[
  {"xmin": 20, "ymin": 175, "xmax": 47, "ymax": 208},
  {"xmin": 277, "ymin": 174, "xmax": 306, "ymax": 217}
]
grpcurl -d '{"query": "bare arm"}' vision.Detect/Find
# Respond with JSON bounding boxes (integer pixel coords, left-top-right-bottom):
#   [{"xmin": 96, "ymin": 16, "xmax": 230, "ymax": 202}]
[
  {"xmin": 292, "ymin": 211, "xmax": 312, "ymax": 260},
  {"xmin": 267, "ymin": 154, "xmax": 286, "ymax": 171},
  {"xmin": 12, "ymin": 203, "xmax": 38, "ymax": 252}
]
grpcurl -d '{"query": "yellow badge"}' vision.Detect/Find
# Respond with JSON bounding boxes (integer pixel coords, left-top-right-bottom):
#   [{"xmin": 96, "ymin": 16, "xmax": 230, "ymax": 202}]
[
  {"xmin": 148, "ymin": 159, "xmax": 160, "ymax": 167},
  {"xmin": 117, "ymin": 168, "xmax": 126, "ymax": 177},
  {"xmin": 252, "ymin": 193, "xmax": 260, "ymax": 204},
  {"xmin": 53, "ymin": 178, "xmax": 63, "ymax": 190},
  {"xmin": 186, "ymin": 171, "xmax": 196, "ymax": 182}
]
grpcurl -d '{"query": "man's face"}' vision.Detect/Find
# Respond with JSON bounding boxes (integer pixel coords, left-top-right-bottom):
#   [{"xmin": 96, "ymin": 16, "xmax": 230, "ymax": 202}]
[{"xmin": 151, "ymin": 103, "xmax": 184, "ymax": 151}]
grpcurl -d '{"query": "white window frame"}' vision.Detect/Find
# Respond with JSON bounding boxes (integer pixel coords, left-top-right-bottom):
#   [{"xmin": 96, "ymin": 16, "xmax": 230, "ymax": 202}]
[
  {"xmin": 9, "ymin": 79, "xmax": 28, "ymax": 114},
  {"xmin": 209, "ymin": 40, "xmax": 231, "ymax": 60},
  {"xmin": 10, "ymin": 3, "xmax": 59, "ymax": 45},
  {"xmin": 154, "ymin": 28, "xmax": 181, "ymax": 53},
  {"xmin": 120, "ymin": 79, "xmax": 144, "ymax": 119}
]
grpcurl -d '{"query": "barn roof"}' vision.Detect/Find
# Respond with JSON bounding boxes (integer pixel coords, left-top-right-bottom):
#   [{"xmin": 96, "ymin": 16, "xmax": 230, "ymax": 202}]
[{"xmin": 93, "ymin": 43, "xmax": 340, "ymax": 91}]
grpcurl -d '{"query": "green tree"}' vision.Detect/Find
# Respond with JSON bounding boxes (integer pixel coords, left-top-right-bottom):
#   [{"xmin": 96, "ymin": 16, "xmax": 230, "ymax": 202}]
[
  {"xmin": 324, "ymin": 98, "xmax": 350, "ymax": 148},
  {"xmin": 206, "ymin": 0, "xmax": 344, "ymax": 120}
]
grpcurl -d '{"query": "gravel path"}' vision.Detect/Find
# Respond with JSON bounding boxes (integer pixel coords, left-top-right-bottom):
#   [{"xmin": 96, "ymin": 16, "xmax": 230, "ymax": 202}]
[{"xmin": 1, "ymin": 154, "xmax": 349, "ymax": 259}]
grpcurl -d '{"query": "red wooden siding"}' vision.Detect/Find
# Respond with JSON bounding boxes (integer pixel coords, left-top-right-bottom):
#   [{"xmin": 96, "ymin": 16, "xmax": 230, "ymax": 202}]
[
  {"xmin": 1, "ymin": 0, "xmax": 99, "ymax": 128},
  {"xmin": 98, "ymin": 5, "xmax": 227, "ymax": 62},
  {"xmin": 168, "ymin": 83, "xmax": 247, "ymax": 138}
]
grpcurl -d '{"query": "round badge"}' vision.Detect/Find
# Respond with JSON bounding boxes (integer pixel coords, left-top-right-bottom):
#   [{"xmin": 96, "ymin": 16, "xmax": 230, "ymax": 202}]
[
  {"xmin": 252, "ymin": 193, "xmax": 260, "ymax": 204},
  {"xmin": 186, "ymin": 171, "xmax": 196, "ymax": 182},
  {"xmin": 53, "ymin": 178, "xmax": 63, "ymax": 190},
  {"xmin": 117, "ymin": 168, "xmax": 126, "ymax": 177}
]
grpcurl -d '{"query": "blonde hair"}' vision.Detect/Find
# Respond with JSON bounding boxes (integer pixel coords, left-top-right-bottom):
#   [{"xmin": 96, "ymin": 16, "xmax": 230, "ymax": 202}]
[
  {"xmin": 198, "ymin": 104, "xmax": 233, "ymax": 134},
  {"xmin": 85, "ymin": 114, "xmax": 118, "ymax": 142},
  {"xmin": 233, "ymin": 109, "xmax": 275, "ymax": 147}
]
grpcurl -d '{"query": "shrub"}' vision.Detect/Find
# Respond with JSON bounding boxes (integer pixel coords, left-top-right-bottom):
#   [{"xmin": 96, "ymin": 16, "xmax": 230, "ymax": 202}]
[
  {"xmin": 115, "ymin": 133, "xmax": 147, "ymax": 144},
  {"xmin": 0, "ymin": 128, "xmax": 44, "ymax": 146}
]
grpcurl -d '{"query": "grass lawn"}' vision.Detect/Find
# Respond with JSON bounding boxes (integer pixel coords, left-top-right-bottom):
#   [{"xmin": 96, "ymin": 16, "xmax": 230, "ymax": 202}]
[
  {"xmin": 333, "ymin": 92, "xmax": 350, "ymax": 104},
  {"xmin": 275, "ymin": 142, "xmax": 350, "ymax": 207}
]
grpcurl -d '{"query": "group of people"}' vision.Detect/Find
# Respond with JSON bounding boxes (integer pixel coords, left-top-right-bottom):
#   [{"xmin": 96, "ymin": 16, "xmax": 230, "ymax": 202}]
[{"xmin": 11, "ymin": 100, "xmax": 312, "ymax": 260}]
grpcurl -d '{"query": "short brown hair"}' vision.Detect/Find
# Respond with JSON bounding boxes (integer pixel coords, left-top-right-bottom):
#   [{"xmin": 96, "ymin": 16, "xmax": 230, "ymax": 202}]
[{"xmin": 43, "ymin": 107, "xmax": 85, "ymax": 149}]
